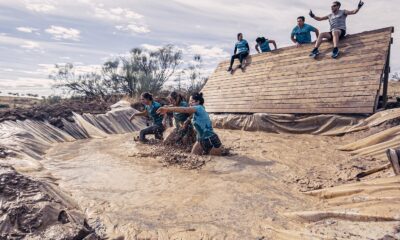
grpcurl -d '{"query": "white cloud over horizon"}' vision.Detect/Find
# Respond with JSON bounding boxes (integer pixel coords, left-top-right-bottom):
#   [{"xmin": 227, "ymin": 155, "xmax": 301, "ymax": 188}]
[{"xmin": 45, "ymin": 25, "xmax": 81, "ymax": 41}]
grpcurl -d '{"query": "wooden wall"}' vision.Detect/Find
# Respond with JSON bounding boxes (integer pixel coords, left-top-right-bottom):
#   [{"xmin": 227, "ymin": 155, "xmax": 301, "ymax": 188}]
[{"xmin": 202, "ymin": 27, "xmax": 394, "ymax": 114}]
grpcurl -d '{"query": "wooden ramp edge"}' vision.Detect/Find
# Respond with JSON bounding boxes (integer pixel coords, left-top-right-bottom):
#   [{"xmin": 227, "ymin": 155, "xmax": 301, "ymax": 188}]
[{"xmin": 202, "ymin": 27, "xmax": 394, "ymax": 114}]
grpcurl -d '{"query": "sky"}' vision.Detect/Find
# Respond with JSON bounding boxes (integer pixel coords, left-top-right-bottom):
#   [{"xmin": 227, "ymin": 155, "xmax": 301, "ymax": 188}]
[{"xmin": 0, "ymin": 0, "xmax": 399, "ymax": 97}]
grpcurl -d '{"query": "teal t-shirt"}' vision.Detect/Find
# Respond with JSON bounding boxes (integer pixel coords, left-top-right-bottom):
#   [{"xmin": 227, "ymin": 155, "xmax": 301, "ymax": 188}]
[
  {"xmin": 192, "ymin": 105, "xmax": 215, "ymax": 140},
  {"xmin": 235, "ymin": 39, "xmax": 249, "ymax": 53},
  {"xmin": 259, "ymin": 39, "xmax": 271, "ymax": 52},
  {"xmin": 144, "ymin": 101, "xmax": 163, "ymax": 126},
  {"xmin": 291, "ymin": 24, "xmax": 317, "ymax": 44},
  {"xmin": 174, "ymin": 101, "xmax": 190, "ymax": 128}
]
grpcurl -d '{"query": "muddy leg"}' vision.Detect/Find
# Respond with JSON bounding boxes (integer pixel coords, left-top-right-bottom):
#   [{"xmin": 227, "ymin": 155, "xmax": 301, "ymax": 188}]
[{"xmin": 191, "ymin": 142, "xmax": 203, "ymax": 155}]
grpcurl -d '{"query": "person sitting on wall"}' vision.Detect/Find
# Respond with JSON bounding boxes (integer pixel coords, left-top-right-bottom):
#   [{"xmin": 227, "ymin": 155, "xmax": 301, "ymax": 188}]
[
  {"xmin": 255, "ymin": 37, "xmax": 277, "ymax": 53},
  {"xmin": 227, "ymin": 33, "xmax": 250, "ymax": 73},
  {"xmin": 291, "ymin": 16, "xmax": 319, "ymax": 47},
  {"xmin": 129, "ymin": 92, "xmax": 165, "ymax": 143},
  {"xmin": 309, "ymin": 0, "xmax": 364, "ymax": 59},
  {"xmin": 157, "ymin": 92, "xmax": 222, "ymax": 156}
]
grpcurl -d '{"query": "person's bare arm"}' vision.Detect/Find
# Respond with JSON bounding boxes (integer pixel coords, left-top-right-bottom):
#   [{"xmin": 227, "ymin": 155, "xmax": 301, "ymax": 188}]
[
  {"xmin": 269, "ymin": 40, "xmax": 277, "ymax": 50},
  {"xmin": 291, "ymin": 34, "xmax": 297, "ymax": 44},
  {"xmin": 314, "ymin": 28, "xmax": 320, "ymax": 39},
  {"xmin": 255, "ymin": 44, "xmax": 260, "ymax": 53},
  {"xmin": 129, "ymin": 110, "xmax": 147, "ymax": 121},
  {"xmin": 309, "ymin": 10, "xmax": 329, "ymax": 21},
  {"xmin": 345, "ymin": 0, "xmax": 364, "ymax": 15},
  {"xmin": 157, "ymin": 106, "xmax": 197, "ymax": 115}
]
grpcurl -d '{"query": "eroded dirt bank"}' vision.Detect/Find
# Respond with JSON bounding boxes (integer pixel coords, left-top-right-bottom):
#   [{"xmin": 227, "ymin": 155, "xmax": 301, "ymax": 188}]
[{"xmin": 39, "ymin": 130, "xmax": 399, "ymax": 239}]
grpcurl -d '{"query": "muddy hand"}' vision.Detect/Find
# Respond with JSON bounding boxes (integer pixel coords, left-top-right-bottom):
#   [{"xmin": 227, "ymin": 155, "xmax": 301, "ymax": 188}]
[
  {"xmin": 309, "ymin": 10, "xmax": 315, "ymax": 18},
  {"xmin": 157, "ymin": 107, "xmax": 168, "ymax": 115},
  {"xmin": 358, "ymin": 0, "xmax": 364, "ymax": 9}
]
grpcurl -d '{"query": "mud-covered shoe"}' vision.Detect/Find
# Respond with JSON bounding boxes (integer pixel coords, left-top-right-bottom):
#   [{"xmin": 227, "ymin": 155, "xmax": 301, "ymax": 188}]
[
  {"xmin": 309, "ymin": 48, "xmax": 319, "ymax": 58},
  {"xmin": 386, "ymin": 148, "xmax": 400, "ymax": 175},
  {"xmin": 332, "ymin": 47, "xmax": 340, "ymax": 58}
]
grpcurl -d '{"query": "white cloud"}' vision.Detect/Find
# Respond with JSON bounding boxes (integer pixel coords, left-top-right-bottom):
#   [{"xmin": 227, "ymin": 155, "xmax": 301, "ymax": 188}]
[
  {"xmin": 116, "ymin": 24, "xmax": 150, "ymax": 34},
  {"xmin": 16, "ymin": 27, "xmax": 39, "ymax": 33},
  {"xmin": 94, "ymin": 7, "xmax": 143, "ymax": 22},
  {"xmin": 141, "ymin": 44, "xmax": 162, "ymax": 51},
  {"xmin": 1, "ymin": 68, "xmax": 14, "ymax": 72},
  {"xmin": 93, "ymin": 6, "xmax": 150, "ymax": 34},
  {"xmin": 25, "ymin": 0, "xmax": 56, "ymax": 12},
  {"xmin": 45, "ymin": 25, "xmax": 80, "ymax": 41},
  {"xmin": 20, "ymin": 40, "xmax": 41, "ymax": 50},
  {"xmin": 186, "ymin": 45, "xmax": 229, "ymax": 60}
]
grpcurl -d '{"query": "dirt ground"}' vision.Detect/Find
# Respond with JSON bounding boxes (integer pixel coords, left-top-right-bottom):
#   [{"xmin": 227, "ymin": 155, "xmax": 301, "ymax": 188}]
[{"xmin": 35, "ymin": 128, "xmax": 399, "ymax": 239}]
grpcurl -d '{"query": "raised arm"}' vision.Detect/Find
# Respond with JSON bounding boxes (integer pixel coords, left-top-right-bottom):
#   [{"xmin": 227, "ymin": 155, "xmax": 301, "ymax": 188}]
[
  {"xmin": 309, "ymin": 10, "xmax": 329, "ymax": 21},
  {"xmin": 345, "ymin": 0, "xmax": 364, "ymax": 15},
  {"xmin": 269, "ymin": 40, "xmax": 277, "ymax": 50}
]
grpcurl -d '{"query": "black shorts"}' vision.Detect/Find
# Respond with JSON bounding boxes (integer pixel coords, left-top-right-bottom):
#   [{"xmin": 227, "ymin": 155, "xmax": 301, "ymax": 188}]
[
  {"xmin": 199, "ymin": 134, "xmax": 222, "ymax": 154},
  {"xmin": 329, "ymin": 29, "xmax": 346, "ymax": 40}
]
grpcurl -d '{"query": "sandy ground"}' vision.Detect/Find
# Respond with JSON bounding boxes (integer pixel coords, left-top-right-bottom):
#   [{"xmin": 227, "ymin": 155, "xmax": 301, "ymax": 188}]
[{"xmin": 39, "ymin": 129, "xmax": 398, "ymax": 239}]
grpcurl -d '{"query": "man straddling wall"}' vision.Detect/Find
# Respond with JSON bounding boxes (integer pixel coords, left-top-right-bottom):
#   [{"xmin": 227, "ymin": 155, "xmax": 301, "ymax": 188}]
[{"xmin": 309, "ymin": 0, "xmax": 365, "ymax": 59}]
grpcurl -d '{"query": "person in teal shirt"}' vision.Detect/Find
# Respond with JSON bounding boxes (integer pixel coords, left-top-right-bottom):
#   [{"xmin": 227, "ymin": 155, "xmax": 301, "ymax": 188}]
[
  {"xmin": 255, "ymin": 37, "xmax": 277, "ymax": 53},
  {"xmin": 129, "ymin": 92, "xmax": 165, "ymax": 142},
  {"xmin": 157, "ymin": 92, "xmax": 222, "ymax": 155},
  {"xmin": 291, "ymin": 16, "xmax": 319, "ymax": 47},
  {"xmin": 227, "ymin": 33, "xmax": 250, "ymax": 72},
  {"xmin": 163, "ymin": 91, "xmax": 195, "ymax": 146}
]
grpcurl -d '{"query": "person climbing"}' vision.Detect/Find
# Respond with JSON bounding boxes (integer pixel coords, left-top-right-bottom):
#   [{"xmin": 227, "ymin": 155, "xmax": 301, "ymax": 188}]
[
  {"xmin": 163, "ymin": 91, "xmax": 195, "ymax": 146},
  {"xmin": 157, "ymin": 92, "xmax": 222, "ymax": 156},
  {"xmin": 227, "ymin": 33, "xmax": 250, "ymax": 72},
  {"xmin": 255, "ymin": 37, "xmax": 277, "ymax": 53},
  {"xmin": 291, "ymin": 16, "xmax": 319, "ymax": 47},
  {"xmin": 129, "ymin": 92, "xmax": 164, "ymax": 143},
  {"xmin": 309, "ymin": 0, "xmax": 364, "ymax": 58}
]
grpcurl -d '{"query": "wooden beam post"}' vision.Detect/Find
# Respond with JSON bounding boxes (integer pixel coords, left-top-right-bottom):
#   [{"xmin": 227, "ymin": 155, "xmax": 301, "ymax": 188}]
[{"xmin": 381, "ymin": 45, "xmax": 391, "ymax": 108}]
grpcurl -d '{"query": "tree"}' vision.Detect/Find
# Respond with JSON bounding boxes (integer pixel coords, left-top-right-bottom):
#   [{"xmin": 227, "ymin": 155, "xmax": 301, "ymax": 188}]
[
  {"xmin": 50, "ymin": 63, "xmax": 112, "ymax": 99},
  {"xmin": 185, "ymin": 55, "xmax": 208, "ymax": 95},
  {"xmin": 102, "ymin": 45, "xmax": 182, "ymax": 97},
  {"xmin": 391, "ymin": 72, "xmax": 400, "ymax": 81}
]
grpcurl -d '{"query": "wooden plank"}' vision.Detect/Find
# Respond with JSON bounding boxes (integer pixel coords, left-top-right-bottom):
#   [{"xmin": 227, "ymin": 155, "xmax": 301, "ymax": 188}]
[
  {"xmin": 209, "ymin": 55, "xmax": 386, "ymax": 82},
  {"xmin": 203, "ymin": 65, "xmax": 384, "ymax": 90},
  {"xmin": 203, "ymin": 75, "xmax": 381, "ymax": 92},
  {"xmin": 204, "ymin": 89, "xmax": 379, "ymax": 102},
  {"xmin": 206, "ymin": 107, "xmax": 373, "ymax": 114}
]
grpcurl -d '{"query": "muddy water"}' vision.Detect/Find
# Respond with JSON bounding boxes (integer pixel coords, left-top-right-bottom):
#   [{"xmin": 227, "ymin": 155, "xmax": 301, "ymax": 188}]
[{"xmin": 43, "ymin": 132, "xmax": 316, "ymax": 239}]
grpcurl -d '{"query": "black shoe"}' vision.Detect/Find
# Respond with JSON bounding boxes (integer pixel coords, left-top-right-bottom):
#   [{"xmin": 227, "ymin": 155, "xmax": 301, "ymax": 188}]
[
  {"xmin": 238, "ymin": 64, "xmax": 242, "ymax": 69},
  {"xmin": 227, "ymin": 67, "xmax": 232, "ymax": 72},
  {"xmin": 309, "ymin": 48, "xmax": 319, "ymax": 58},
  {"xmin": 332, "ymin": 47, "xmax": 340, "ymax": 58}
]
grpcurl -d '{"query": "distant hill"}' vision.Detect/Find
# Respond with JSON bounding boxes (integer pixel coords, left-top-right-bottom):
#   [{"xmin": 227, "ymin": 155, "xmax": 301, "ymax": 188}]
[{"xmin": 0, "ymin": 96, "xmax": 42, "ymax": 109}]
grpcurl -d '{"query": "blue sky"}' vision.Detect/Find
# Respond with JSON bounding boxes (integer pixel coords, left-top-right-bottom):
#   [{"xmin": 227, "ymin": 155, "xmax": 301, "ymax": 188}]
[{"xmin": 0, "ymin": 0, "xmax": 399, "ymax": 97}]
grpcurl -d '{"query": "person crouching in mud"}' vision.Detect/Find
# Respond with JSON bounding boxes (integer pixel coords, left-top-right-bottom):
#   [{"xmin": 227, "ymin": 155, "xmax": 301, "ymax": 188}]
[
  {"xmin": 129, "ymin": 92, "xmax": 164, "ymax": 143},
  {"xmin": 157, "ymin": 92, "xmax": 222, "ymax": 156},
  {"xmin": 163, "ymin": 91, "xmax": 196, "ymax": 146}
]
